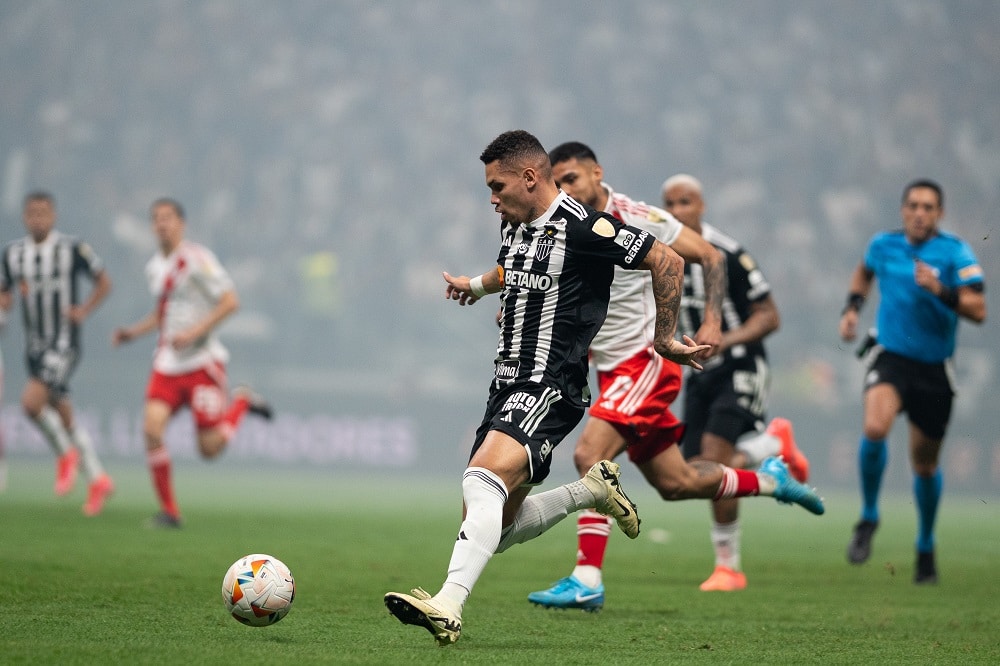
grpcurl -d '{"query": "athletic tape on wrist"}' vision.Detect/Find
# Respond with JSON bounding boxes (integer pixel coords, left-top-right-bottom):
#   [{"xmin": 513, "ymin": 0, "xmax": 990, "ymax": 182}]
[{"xmin": 469, "ymin": 275, "xmax": 487, "ymax": 298}]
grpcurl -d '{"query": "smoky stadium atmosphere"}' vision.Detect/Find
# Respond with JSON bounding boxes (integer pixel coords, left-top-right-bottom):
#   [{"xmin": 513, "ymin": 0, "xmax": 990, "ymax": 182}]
[{"xmin": 1, "ymin": 2, "xmax": 997, "ymax": 664}]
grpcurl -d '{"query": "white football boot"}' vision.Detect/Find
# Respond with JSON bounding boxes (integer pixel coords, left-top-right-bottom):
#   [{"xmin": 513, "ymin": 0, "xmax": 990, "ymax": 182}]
[
  {"xmin": 384, "ymin": 587, "xmax": 462, "ymax": 646},
  {"xmin": 581, "ymin": 460, "xmax": 640, "ymax": 539}
]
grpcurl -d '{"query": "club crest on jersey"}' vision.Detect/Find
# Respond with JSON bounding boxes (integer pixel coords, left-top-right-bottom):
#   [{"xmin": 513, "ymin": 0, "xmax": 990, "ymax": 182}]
[{"xmin": 534, "ymin": 230, "xmax": 556, "ymax": 261}]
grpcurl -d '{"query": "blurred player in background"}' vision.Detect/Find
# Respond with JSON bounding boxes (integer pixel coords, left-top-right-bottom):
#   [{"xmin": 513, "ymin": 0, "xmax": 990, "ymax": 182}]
[
  {"xmin": 839, "ymin": 179, "xmax": 985, "ymax": 584},
  {"xmin": 112, "ymin": 197, "xmax": 272, "ymax": 528},
  {"xmin": 0, "ymin": 307, "xmax": 6, "ymax": 492},
  {"xmin": 383, "ymin": 129, "xmax": 710, "ymax": 646},
  {"xmin": 662, "ymin": 174, "xmax": 810, "ymax": 592},
  {"xmin": 0, "ymin": 191, "xmax": 114, "ymax": 515},
  {"xmin": 527, "ymin": 145, "xmax": 819, "ymax": 611}
]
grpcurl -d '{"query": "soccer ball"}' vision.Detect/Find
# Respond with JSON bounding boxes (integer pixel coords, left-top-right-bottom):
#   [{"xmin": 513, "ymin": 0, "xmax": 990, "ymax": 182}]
[{"xmin": 221, "ymin": 554, "xmax": 295, "ymax": 626}]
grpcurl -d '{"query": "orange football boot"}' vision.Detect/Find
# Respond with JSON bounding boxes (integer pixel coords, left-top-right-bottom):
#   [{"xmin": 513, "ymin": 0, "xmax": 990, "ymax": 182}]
[
  {"xmin": 55, "ymin": 448, "xmax": 80, "ymax": 496},
  {"xmin": 767, "ymin": 417, "xmax": 809, "ymax": 483},
  {"xmin": 699, "ymin": 565, "xmax": 747, "ymax": 592}
]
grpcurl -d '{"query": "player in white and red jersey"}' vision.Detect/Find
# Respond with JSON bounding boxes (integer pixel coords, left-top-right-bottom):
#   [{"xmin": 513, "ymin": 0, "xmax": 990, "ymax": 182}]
[
  {"xmin": 112, "ymin": 198, "xmax": 272, "ymax": 527},
  {"xmin": 527, "ymin": 143, "xmax": 820, "ymax": 611}
]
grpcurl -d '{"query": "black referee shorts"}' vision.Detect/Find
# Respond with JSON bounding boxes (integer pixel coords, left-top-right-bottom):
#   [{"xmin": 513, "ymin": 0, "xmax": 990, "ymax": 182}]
[{"xmin": 864, "ymin": 349, "xmax": 954, "ymax": 440}]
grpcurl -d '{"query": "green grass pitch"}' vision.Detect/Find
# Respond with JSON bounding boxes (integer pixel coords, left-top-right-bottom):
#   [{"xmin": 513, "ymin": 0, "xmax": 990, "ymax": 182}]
[{"xmin": 1, "ymin": 459, "xmax": 997, "ymax": 664}]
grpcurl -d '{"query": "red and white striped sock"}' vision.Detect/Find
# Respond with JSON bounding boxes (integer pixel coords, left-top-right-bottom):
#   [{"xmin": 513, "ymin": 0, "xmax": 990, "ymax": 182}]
[
  {"xmin": 576, "ymin": 509, "xmax": 612, "ymax": 568},
  {"xmin": 714, "ymin": 466, "xmax": 761, "ymax": 500}
]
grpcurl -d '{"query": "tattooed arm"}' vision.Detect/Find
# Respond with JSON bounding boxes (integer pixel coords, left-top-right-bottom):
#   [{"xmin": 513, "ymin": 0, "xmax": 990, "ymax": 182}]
[
  {"xmin": 665, "ymin": 224, "xmax": 725, "ymax": 357},
  {"xmin": 640, "ymin": 240, "xmax": 711, "ymax": 369}
]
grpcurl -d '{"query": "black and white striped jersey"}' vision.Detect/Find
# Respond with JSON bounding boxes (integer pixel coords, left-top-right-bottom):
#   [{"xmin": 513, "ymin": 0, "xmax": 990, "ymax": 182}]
[
  {"xmin": 0, "ymin": 231, "xmax": 105, "ymax": 356},
  {"xmin": 678, "ymin": 222, "xmax": 771, "ymax": 373},
  {"xmin": 492, "ymin": 190, "xmax": 655, "ymax": 404}
]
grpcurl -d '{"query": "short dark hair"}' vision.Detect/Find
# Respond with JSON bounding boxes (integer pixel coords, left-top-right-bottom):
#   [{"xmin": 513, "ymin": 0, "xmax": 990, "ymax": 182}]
[
  {"xmin": 479, "ymin": 130, "xmax": 548, "ymax": 168},
  {"xmin": 24, "ymin": 190, "xmax": 55, "ymax": 208},
  {"xmin": 151, "ymin": 197, "xmax": 185, "ymax": 220},
  {"xmin": 902, "ymin": 179, "xmax": 943, "ymax": 208},
  {"xmin": 548, "ymin": 141, "xmax": 598, "ymax": 166}
]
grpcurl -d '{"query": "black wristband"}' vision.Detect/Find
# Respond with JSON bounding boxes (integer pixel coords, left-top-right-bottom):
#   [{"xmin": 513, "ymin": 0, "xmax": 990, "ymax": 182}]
[
  {"xmin": 937, "ymin": 286, "xmax": 960, "ymax": 310},
  {"xmin": 842, "ymin": 292, "xmax": 865, "ymax": 315}
]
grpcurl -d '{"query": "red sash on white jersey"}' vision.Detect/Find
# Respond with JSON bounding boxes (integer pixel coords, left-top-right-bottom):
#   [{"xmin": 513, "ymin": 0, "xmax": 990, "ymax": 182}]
[{"xmin": 156, "ymin": 255, "xmax": 187, "ymax": 350}]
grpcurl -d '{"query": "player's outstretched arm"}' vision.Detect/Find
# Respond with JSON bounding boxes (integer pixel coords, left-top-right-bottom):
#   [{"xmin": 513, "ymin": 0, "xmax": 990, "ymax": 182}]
[
  {"xmin": 641, "ymin": 241, "xmax": 711, "ymax": 367},
  {"xmin": 662, "ymin": 335, "xmax": 711, "ymax": 370},
  {"xmin": 640, "ymin": 241, "xmax": 682, "ymax": 347},
  {"xmin": 669, "ymin": 225, "xmax": 724, "ymax": 355},
  {"xmin": 112, "ymin": 311, "xmax": 159, "ymax": 346},
  {"xmin": 443, "ymin": 266, "xmax": 502, "ymax": 306}
]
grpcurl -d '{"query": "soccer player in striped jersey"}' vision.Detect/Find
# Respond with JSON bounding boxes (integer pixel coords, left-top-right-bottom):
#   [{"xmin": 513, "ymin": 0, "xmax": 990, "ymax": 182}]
[
  {"xmin": 112, "ymin": 198, "xmax": 272, "ymax": 528},
  {"xmin": 0, "ymin": 191, "xmax": 114, "ymax": 515},
  {"xmin": 663, "ymin": 174, "xmax": 812, "ymax": 592},
  {"xmin": 839, "ymin": 179, "xmax": 985, "ymax": 584},
  {"xmin": 384, "ymin": 130, "xmax": 710, "ymax": 646},
  {"xmin": 527, "ymin": 146, "xmax": 818, "ymax": 610}
]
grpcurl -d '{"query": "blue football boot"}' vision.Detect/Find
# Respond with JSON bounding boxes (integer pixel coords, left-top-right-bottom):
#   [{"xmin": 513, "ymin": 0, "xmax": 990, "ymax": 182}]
[
  {"xmin": 528, "ymin": 575, "xmax": 605, "ymax": 612},
  {"xmin": 760, "ymin": 456, "xmax": 825, "ymax": 515}
]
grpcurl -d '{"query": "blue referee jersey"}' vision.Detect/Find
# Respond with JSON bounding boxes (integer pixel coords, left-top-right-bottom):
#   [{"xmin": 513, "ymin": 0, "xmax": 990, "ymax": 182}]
[{"xmin": 865, "ymin": 230, "xmax": 984, "ymax": 363}]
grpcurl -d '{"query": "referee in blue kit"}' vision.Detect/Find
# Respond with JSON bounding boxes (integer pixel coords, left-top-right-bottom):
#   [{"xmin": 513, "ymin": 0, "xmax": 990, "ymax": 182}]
[{"xmin": 838, "ymin": 179, "xmax": 986, "ymax": 584}]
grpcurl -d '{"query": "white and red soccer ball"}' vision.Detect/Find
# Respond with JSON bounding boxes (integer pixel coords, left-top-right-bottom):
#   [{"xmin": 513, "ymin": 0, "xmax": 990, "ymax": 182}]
[{"xmin": 221, "ymin": 554, "xmax": 295, "ymax": 626}]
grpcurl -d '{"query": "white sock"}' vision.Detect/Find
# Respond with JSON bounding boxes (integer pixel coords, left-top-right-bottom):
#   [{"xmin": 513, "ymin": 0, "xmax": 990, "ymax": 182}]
[
  {"xmin": 72, "ymin": 427, "xmax": 105, "ymax": 482},
  {"xmin": 711, "ymin": 520, "xmax": 742, "ymax": 571},
  {"xmin": 494, "ymin": 480, "xmax": 593, "ymax": 553},
  {"xmin": 736, "ymin": 431, "xmax": 780, "ymax": 468},
  {"xmin": 756, "ymin": 471, "xmax": 777, "ymax": 496},
  {"xmin": 36, "ymin": 406, "xmax": 72, "ymax": 456},
  {"xmin": 439, "ymin": 467, "xmax": 508, "ymax": 612},
  {"xmin": 571, "ymin": 564, "xmax": 602, "ymax": 589}
]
